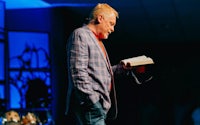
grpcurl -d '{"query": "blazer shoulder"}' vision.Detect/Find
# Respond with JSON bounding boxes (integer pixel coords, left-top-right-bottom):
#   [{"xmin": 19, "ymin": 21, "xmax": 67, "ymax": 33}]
[{"xmin": 74, "ymin": 26, "xmax": 90, "ymax": 33}]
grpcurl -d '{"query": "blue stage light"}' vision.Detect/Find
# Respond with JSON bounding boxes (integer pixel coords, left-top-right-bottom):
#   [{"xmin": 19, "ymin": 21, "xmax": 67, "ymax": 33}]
[{"xmin": 4, "ymin": 0, "xmax": 51, "ymax": 9}]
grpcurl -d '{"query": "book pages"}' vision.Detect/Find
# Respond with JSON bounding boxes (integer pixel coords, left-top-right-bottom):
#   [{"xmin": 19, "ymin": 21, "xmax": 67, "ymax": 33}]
[{"xmin": 120, "ymin": 55, "xmax": 154, "ymax": 67}]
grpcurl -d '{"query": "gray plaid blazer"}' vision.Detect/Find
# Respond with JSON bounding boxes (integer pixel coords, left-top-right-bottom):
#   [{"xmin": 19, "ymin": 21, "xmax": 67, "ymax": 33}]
[{"xmin": 65, "ymin": 25, "xmax": 119, "ymax": 119}]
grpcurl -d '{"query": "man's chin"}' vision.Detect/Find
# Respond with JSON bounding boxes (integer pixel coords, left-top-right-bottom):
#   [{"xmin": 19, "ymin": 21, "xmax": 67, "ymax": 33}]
[
  {"xmin": 100, "ymin": 37, "xmax": 108, "ymax": 40},
  {"xmin": 104, "ymin": 35, "xmax": 109, "ymax": 39}
]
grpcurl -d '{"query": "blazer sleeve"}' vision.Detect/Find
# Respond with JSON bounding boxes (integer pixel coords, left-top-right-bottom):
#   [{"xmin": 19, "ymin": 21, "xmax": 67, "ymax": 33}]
[
  {"xmin": 69, "ymin": 30, "xmax": 95, "ymax": 96},
  {"xmin": 112, "ymin": 64, "xmax": 127, "ymax": 75}
]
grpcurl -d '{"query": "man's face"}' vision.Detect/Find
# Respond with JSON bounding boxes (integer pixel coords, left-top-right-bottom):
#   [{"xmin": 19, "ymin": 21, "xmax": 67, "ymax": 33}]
[{"xmin": 98, "ymin": 13, "xmax": 116, "ymax": 39}]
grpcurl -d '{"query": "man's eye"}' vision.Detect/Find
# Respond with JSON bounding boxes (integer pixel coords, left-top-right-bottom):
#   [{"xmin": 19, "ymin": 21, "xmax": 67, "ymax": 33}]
[{"xmin": 110, "ymin": 22, "xmax": 115, "ymax": 26}]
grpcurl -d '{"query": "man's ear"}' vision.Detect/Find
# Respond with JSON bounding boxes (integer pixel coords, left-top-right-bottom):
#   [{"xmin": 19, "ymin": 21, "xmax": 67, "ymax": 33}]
[{"xmin": 95, "ymin": 15, "xmax": 103, "ymax": 24}]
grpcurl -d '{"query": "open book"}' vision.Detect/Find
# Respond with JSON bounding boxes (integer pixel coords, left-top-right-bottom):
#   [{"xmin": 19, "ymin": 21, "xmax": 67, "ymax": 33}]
[{"xmin": 120, "ymin": 55, "xmax": 154, "ymax": 67}]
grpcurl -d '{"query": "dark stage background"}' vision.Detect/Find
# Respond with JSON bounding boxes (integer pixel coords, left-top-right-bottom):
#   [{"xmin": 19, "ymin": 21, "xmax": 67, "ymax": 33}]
[{"xmin": 3, "ymin": 3, "xmax": 200, "ymax": 125}]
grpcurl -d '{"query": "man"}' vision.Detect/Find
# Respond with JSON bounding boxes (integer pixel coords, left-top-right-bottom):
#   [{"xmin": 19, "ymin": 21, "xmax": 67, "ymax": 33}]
[{"xmin": 65, "ymin": 3, "xmax": 129, "ymax": 125}]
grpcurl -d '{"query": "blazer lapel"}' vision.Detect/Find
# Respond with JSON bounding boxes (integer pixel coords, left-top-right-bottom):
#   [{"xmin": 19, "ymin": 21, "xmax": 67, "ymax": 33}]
[{"xmin": 90, "ymin": 33, "xmax": 112, "ymax": 73}]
